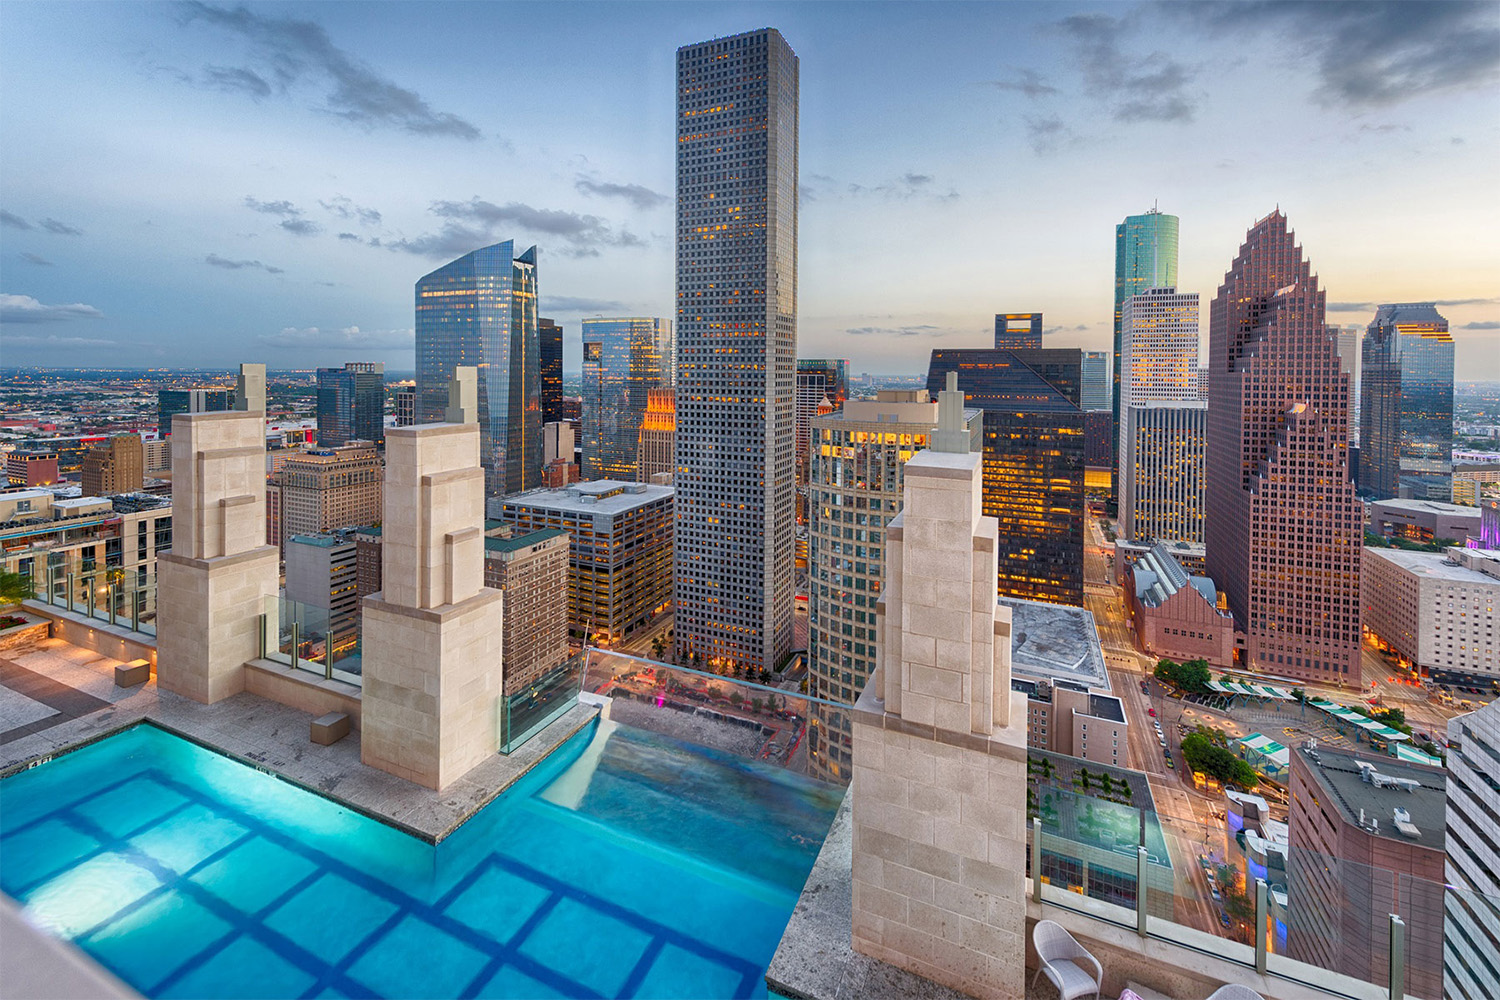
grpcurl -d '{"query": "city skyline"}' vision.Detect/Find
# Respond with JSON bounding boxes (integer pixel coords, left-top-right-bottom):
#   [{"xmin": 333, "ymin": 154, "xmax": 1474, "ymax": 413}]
[{"xmin": 3, "ymin": 2, "xmax": 1497, "ymax": 376}]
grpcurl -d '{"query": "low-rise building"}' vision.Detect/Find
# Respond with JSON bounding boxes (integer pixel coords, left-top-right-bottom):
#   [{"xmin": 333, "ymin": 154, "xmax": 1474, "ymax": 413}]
[
  {"xmin": 493, "ymin": 480, "xmax": 672, "ymax": 645},
  {"xmin": 1361, "ymin": 545, "xmax": 1500, "ymax": 687},
  {"xmin": 6, "ymin": 451, "xmax": 60, "ymax": 487},
  {"xmin": 1366, "ymin": 497, "xmax": 1482, "ymax": 545},
  {"xmin": 81, "ymin": 434, "xmax": 145, "ymax": 496},
  {"xmin": 354, "ymin": 526, "xmax": 382, "ymax": 601},
  {"xmin": 483, "ymin": 526, "xmax": 570, "ymax": 693},
  {"xmin": 275, "ymin": 445, "xmax": 383, "ymax": 552},
  {"xmin": 1287, "ymin": 744, "xmax": 1447, "ymax": 1000},
  {"xmin": 1125, "ymin": 543, "xmax": 1236, "ymax": 667},
  {"xmin": 1015, "ymin": 678, "xmax": 1128, "ymax": 767}
]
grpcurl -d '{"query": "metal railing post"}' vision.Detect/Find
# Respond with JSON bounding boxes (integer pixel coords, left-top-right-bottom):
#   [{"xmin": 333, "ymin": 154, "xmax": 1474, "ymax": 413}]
[
  {"xmin": 257, "ymin": 613, "xmax": 267, "ymax": 660},
  {"xmin": 107, "ymin": 582, "xmax": 117, "ymax": 627},
  {"xmin": 1031, "ymin": 817, "xmax": 1043, "ymax": 903},
  {"xmin": 290, "ymin": 621, "xmax": 300, "ymax": 671},
  {"xmin": 131, "ymin": 591, "xmax": 140, "ymax": 632},
  {"xmin": 86, "ymin": 578, "xmax": 95, "ymax": 618},
  {"xmin": 1388, "ymin": 914, "xmax": 1405, "ymax": 1000},
  {"xmin": 1136, "ymin": 845, "xmax": 1149, "ymax": 937},
  {"xmin": 1255, "ymin": 878, "xmax": 1269, "ymax": 976},
  {"xmin": 66, "ymin": 572, "xmax": 75, "ymax": 612}
]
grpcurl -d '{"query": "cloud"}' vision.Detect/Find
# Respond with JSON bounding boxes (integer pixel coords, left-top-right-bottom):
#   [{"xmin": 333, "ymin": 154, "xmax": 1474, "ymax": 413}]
[
  {"xmin": 201, "ymin": 65, "xmax": 272, "ymax": 98},
  {"xmin": 0, "ymin": 293, "xmax": 104, "ymax": 323},
  {"xmin": 320, "ymin": 195, "xmax": 381, "ymax": 225},
  {"xmin": 1024, "ymin": 114, "xmax": 1076, "ymax": 155},
  {"xmin": 575, "ymin": 177, "xmax": 669, "ymax": 211},
  {"xmin": 39, "ymin": 217, "xmax": 83, "ymax": 236},
  {"xmin": 544, "ymin": 296, "xmax": 631, "ymax": 313},
  {"xmin": 845, "ymin": 325, "xmax": 949, "ymax": 338},
  {"xmin": 337, "ymin": 231, "xmax": 361, "ymax": 241},
  {"xmin": 1462, "ymin": 320, "xmax": 1500, "ymax": 330},
  {"xmin": 1, "ymin": 210, "xmax": 33, "ymax": 230},
  {"xmin": 1169, "ymin": 1, "xmax": 1500, "ymax": 108},
  {"xmin": 1328, "ymin": 301, "xmax": 1375, "ymax": 312},
  {"xmin": 20, "ymin": 253, "xmax": 55, "ymax": 267},
  {"xmin": 205, "ymin": 253, "xmax": 284, "ymax": 274},
  {"xmin": 1437, "ymin": 297, "xmax": 1500, "ymax": 307},
  {"xmin": 1358, "ymin": 122, "xmax": 1411, "ymax": 133},
  {"xmin": 3, "ymin": 332, "xmax": 117, "ymax": 347},
  {"xmin": 244, "ymin": 196, "xmax": 301, "ymax": 217},
  {"xmin": 1329, "ymin": 297, "xmax": 1496, "ymax": 313},
  {"xmin": 180, "ymin": 2, "xmax": 481, "ymax": 140},
  {"xmin": 388, "ymin": 197, "xmax": 645, "ymax": 259},
  {"xmin": 1057, "ymin": 13, "xmax": 1198, "ymax": 123},
  {"xmin": 279, "ymin": 218, "xmax": 322, "ymax": 236},
  {"xmin": 257, "ymin": 325, "xmax": 413, "ymax": 349},
  {"xmin": 986, "ymin": 69, "xmax": 1058, "ymax": 99},
  {"xmin": 846, "ymin": 172, "xmax": 958, "ymax": 202}
]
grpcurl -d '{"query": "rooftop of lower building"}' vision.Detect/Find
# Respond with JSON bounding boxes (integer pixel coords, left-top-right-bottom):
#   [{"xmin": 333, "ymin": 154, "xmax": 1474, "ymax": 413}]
[
  {"xmin": 999, "ymin": 595, "xmax": 1109, "ymax": 691},
  {"xmin": 1292, "ymin": 744, "xmax": 1447, "ymax": 850}
]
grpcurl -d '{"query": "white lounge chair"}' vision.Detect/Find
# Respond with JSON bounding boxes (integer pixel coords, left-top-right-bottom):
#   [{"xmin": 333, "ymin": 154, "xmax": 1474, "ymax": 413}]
[
  {"xmin": 1032, "ymin": 918, "xmax": 1103, "ymax": 1000},
  {"xmin": 1206, "ymin": 987, "xmax": 1266, "ymax": 1000}
]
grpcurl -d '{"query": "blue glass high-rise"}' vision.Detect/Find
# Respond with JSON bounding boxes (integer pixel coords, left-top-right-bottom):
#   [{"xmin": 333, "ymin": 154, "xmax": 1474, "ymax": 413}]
[
  {"xmin": 1359, "ymin": 303, "xmax": 1453, "ymax": 500},
  {"xmin": 581, "ymin": 317, "xmax": 673, "ymax": 481},
  {"xmin": 1113, "ymin": 209, "xmax": 1179, "ymax": 446},
  {"xmin": 415, "ymin": 241, "xmax": 541, "ymax": 497}
]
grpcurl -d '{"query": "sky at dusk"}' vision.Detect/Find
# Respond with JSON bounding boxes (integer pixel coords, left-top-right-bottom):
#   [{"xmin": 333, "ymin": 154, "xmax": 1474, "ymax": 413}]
[{"xmin": 2, "ymin": 1, "xmax": 1498, "ymax": 377}]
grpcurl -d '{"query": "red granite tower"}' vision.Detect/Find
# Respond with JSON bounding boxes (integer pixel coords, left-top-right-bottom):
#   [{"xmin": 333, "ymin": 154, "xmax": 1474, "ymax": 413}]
[{"xmin": 1204, "ymin": 212, "xmax": 1362, "ymax": 683}]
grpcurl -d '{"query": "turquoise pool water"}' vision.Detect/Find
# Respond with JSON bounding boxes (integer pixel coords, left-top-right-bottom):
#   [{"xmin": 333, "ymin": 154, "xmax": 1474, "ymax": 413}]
[{"xmin": 0, "ymin": 718, "xmax": 841, "ymax": 999}]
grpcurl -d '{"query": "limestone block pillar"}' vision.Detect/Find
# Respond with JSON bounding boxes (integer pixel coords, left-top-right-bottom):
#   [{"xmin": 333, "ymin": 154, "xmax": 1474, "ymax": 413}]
[
  {"xmin": 157, "ymin": 364, "xmax": 279, "ymax": 703},
  {"xmin": 851, "ymin": 371, "xmax": 1028, "ymax": 1000},
  {"xmin": 361, "ymin": 380, "xmax": 504, "ymax": 789}
]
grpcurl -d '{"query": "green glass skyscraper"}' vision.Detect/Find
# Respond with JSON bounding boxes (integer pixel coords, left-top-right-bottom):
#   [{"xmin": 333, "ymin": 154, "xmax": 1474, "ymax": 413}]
[
  {"xmin": 415, "ymin": 240, "xmax": 541, "ymax": 497},
  {"xmin": 1113, "ymin": 208, "xmax": 1179, "ymax": 458}
]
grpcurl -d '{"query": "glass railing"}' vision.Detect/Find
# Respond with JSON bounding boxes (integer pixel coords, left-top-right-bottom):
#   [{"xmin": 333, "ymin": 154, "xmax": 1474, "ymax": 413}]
[
  {"xmin": 582, "ymin": 647, "xmax": 849, "ymax": 783},
  {"xmin": 1024, "ymin": 779, "xmax": 1497, "ymax": 1000},
  {"xmin": 33, "ymin": 564, "xmax": 160, "ymax": 636},
  {"xmin": 260, "ymin": 598, "xmax": 362, "ymax": 687},
  {"xmin": 500, "ymin": 650, "xmax": 588, "ymax": 753}
]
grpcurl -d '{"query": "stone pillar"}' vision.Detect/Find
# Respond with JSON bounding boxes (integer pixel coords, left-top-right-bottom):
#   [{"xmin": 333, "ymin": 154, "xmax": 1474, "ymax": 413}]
[
  {"xmin": 361, "ymin": 370, "xmax": 504, "ymax": 789},
  {"xmin": 157, "ymin": 364, "xmax": 279, "ymax": 703},
  {"xmin": 850, "ymin": 372, "xmax": 1027, "ymax": 1000}
]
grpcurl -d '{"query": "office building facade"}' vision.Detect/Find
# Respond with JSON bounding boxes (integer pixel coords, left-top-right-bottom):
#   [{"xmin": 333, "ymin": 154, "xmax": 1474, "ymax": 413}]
[
  {"xmin": 393, "ymin": 385, "xmax": 415, "ymax": 427},
  {"xmin": 581, "ymin": 317, "xmax": 673, "ymax": 482},
  {"xmin": 1445, "ymin": 701, "xmax": 1500, "ymax": 1000},
  {"xmin": 483, "ymin": 526, "xmax": 571, "ymax": 694},
  {"xmin": 1359, "ymin": 303, "xmax": 1454, "ymax": 500},
  {"xmin": 81, "ymin": 435, "xmax": 145, "ymax": 497},
  {"xmin": 927, "ymin": 348, "xmax": 1086, "ymax": 605},
  {"xmin": 994, "ymin": 312, "xmax": 1043, "ymax": 349},
  {"xmin": 637, "ymin": 388, "xmax": 676, "ymax": 483},
  {"xmin": 316, "ymin": 362, "xmax": 385, "ymax": 448},
  {"xmin": 498, "ymin": 481, "xmax": 673, "ymax": 645},
  {"xmin": 805, "ymin": 390, "xmax": 981, "ymax": 781},
  {"xmin": 1121, "ymin": 401, "xmax": 1206, "ymax": 544},
  {"xmin": 415, "ymin": 240, "xmax": 541, "ymax": 497},
  {"xmin": 539, "ymin": 317, "xmax": 564, "ymax": 426},
  {"xmin": 1361, "ymin": 545, "xmax": 1500, "ymax": 687},
  {"xmin": 795, "ymin": 358, "xmax": 848, "ymax": 489},
  {"xmin": 673, "ymin": 29, "xmax": 798, "ymax": 672},
  {"xmin": 1335, "ymin": 324, "xmax": 1363, "ymax": 445},
  {"xmin": 275, "ymin": 446, "xmax": 383, "ymax": 552},
  {"xmin": 157, "ymin": 387, "xmax": 230, "ymax": 437},
  {"xmin": 1080, "ymin": 350, "xmax": 1110, "ymax": 412},
  {"xmin": 6, "ymin": 451, "xmax": 60, "ymax": 487},
  {"xmin": 1117, "ymin": 286, "xmax": 1200, "ymax": 496},
  {"xmin": 285, "ymin": 532, "xmax": 360, "ymax": 648},
  {"xmin": 1113, "ymin": 209, "xmax": 1179, "ymax": 450},
  {"xmin": 1204, "ymin": 212, "xmax": 1362, "ymax": 682}
]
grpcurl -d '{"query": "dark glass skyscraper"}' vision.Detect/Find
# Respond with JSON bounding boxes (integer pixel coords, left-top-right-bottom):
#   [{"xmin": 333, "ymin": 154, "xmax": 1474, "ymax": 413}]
[
  {"xmin": 674, "ymin": 28, "xmax": 798, "ymax": 673},
  {"xmin": 994, "ymin": 312, "xmax": 1043, "ymax": 349},
  {"xmin": 316, "ymin": 362, "xmax": 385, "ymax": 448},
  {"xmin": 157, "ymin": 387, "xmax": 230, "ymax": 437},
  {"xmin": 415, "ymin": 241, "xmax": 541, "ymax": 497},
  {"xmin": 1204, "ymin": 211, "xmax": 1361, "ymax": 684},
  {"xmin": 1113, "ymin": 210, "xmax": 1179, "ymax": 451},
  {"xmin": 1359, "ymin": 303, "xmax": 1453, "ymax": 500},
  {"xmin": 539, "ymin": 317, "xmax": 564, "ymax": 426},
  {"xmin": 581, "ymin": 317, "xmax": 673, "ymax": 481},
  {"xmin": 926, "ymin": 348, "xmax": 1085, "ymax": 606},
  {"xmin": 795, "ymin": 358, "xmax": 848, "ymax": 489}
]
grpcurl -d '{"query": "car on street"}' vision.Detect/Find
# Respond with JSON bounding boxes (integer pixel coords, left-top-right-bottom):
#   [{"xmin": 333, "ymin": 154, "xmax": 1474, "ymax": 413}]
[
  {"xmin": 1148, "ymin": 708, "xmax": 1157, "ymax": 717},
  {"xmin": 1220, "ymin": 912, "xmax": 1231, "ymax": 928}
]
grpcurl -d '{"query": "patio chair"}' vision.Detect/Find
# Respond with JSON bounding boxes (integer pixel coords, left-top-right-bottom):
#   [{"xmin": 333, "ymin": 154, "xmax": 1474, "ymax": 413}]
[
  {"xmin": 1205, "ymin": 986, "xmax": 1266, "ymax": 1000},
  {"xmin": 1031, "ymin": 919, "xmax": 1103, "ymax": 1000}
]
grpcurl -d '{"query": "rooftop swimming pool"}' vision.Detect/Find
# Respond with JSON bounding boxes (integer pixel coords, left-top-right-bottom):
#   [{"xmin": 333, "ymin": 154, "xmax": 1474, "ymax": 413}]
[{"xmin": 0, "ymin": 718, "xmax": 842, "ymax": 999}]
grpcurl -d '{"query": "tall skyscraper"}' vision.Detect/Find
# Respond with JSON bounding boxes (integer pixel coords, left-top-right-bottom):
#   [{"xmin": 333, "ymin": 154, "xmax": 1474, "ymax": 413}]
[
  {"xmin": 581, "ymin": 317, "xmax": 673, "ymax": 481},
  {"xmin": 1359, "ymin": 303, "xmax": 1454, "ymax": 500},
  {"xmin": 637, "ymin": 388, "xmax": 676, "ymax": 482},
  {"xmin": 415, "ymin": 241, "xmax": 542, "ymax": 497},
  {"xmin": 275, "ymin": 445, "xmax": 384, "ymax": 553},
  {"xmin": 927, "ymin": 347, "xmax": 1086, "ymax": 606},
  {"xmin": 1334, "ymin": 324, "xmax": 1362, "ymax": 445},
  {"xmin": 806, "ymin": 390, "xmax": 981, "ymax": 782},
  {"xmin": 1113, "ymin": 209, "xmax": 1180, "ymax": 450},
  {"xmin": 539, "ymin": 317, "xmax": 564, "ymax": 426},
  {"xmin": 316, "ymin": 362, "xmax": 385, "ymax": 448},
  {"xmin": 1121, "ymin": 401, "xmax": 1206, "ymax": 544},
  {"xmin": 1080, "ymin": 351, "xmax": 1110, "ymax": 412},
  {"xmin": 1204, "ymin": 211, "xmax": 1361, "ymax": 683},
  {"xmin": 994, "ymin": 312, "xmax": 1043, "ymax": 349},
  {"xmin": 1117, "ymin": 286, "xmax": 1200, "ymax": 509},
  {"xmin": 673, "ymin": 28, "xmax": 798, "ymax": 673},
  {"xmin": 795, "ymin": 358, "xmax": 848, "ymax": 489}
]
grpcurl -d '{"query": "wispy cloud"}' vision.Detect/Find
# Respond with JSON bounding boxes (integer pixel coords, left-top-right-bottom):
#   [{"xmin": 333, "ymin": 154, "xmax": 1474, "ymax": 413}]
[
  {"xmin": 0, "ymin": 293, "xmax": 104, "ymax": 323},
  {"xmin": 1058, "ymin": 13, "xmax": 1197, "ymax": 123},
  {"xmin": 388, "ymin": 198, "xmax": 645, "ymax": 259},
  {"xmin": 39, "ymin": 217, "xmax": 83, "ymax": 236},
  {"xmin": 320, "ymin": 195, "xmax": 381, "ymax": 226},
  {"xmin": 3, "ymin": 332, "xmax": 117, "ymax": 347},
  {"xmin": 180, "ymin": 2, "xmax": 482, "ymax": 140},
  {"xmin": 205, "ymin": 253, "xmax": 284, "ymax": 274},
  {"xmin": 985, "ymin": 69, "xmax": 1058, "ymax": 99},
  {"xmin": 1024, "ymin": 114, "xmax": 1076, "ymax": 155},
  {"xmin": 20, "ymin": 253, "xmax": 55, "ymax": 267},
  {"xmin": 1, "ymin": 210, "xmax": 33, "ymax": 230},
  {"xmin": 845, "ymin": 325, "xmax": 949, "ymax": 338},
  {"xmin": 1169, "ymin": 1, "xmax": 1500, "ymax": 108},
  {"xmin": 279, "ymin": 218, "xmax": 321, "ymax": 236},
  {"xmin": 846, "ymin": 172, "xmax": 959, "ymax": 202},
  {"xmin": 244, "ymin": 197, "xmax": 300, "ymax": 217},
  {"xmin": 575, "ymin": 177, "xmax": 669, "ymax": 211},
  {"xmin": 544, "ymin": 296, "xmax": 631, "ymax": 313},
  {"xmin": 1462, "ymin": 320, "xmax": 1500, "ymax": 330},
  {"xmin": 257, "ymin": 325, "xmax": 413, "ymax": 349}
]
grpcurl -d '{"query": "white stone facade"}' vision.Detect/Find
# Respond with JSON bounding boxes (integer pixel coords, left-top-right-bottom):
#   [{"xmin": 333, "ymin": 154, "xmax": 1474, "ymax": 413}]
[{"xmin": 1361, "ymin": 545, "xmax": 1500, "ymax": 679}]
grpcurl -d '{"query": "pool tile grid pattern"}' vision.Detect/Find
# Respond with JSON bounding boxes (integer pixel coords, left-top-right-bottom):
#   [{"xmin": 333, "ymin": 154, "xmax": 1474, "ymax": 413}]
[{"xmin": 3, "ymin": 763, "xmax": 767, "ymax": 999}]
